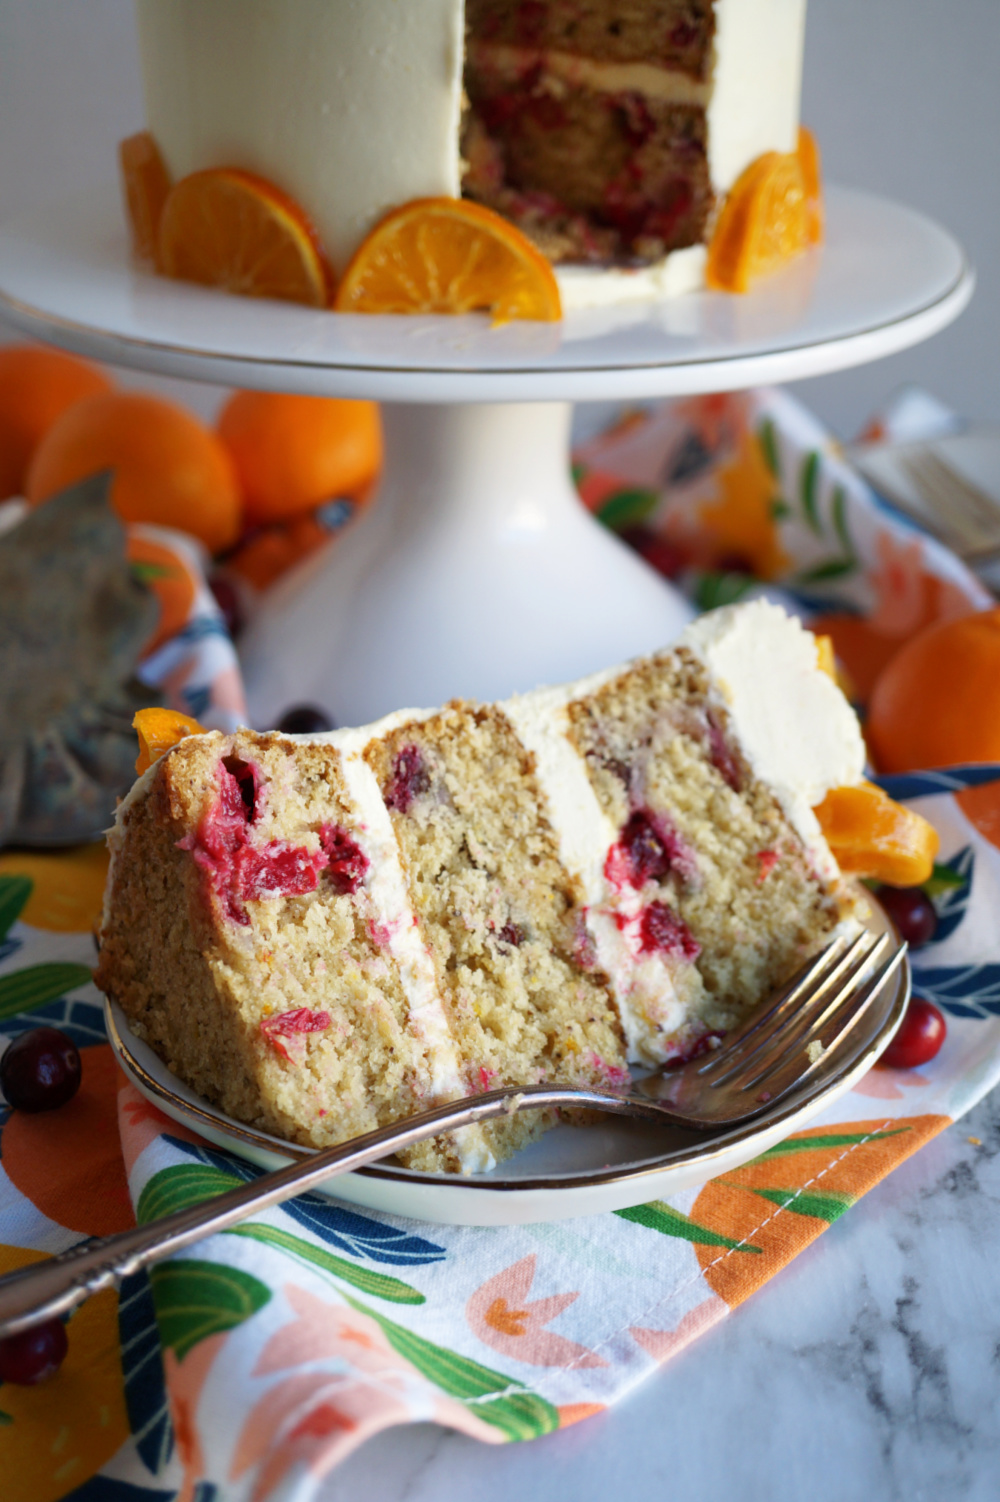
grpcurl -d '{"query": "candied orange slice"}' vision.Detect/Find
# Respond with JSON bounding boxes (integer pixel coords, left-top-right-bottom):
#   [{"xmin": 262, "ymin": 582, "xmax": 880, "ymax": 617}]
[
  {"xmin": 814, "ymin": 781, "xmax": 939, "ymax": 887},
  {"xmin": 158, "ymin": 168, "xmax": 333, "ymax": 307},
  {"xmin": 798, "ymin": 127, "xmax": 824, "ymax": 243},
  {"xmin": 134, "ymin": 708, "xmax": 206, "ymax": 775},
  {"xmin": 120, "ymin": 131, "xmax": 172, "ymax": 265},
  {"xmin": 814, "ymin": 633, "xmax": 836, "ymax": 680},
  {"xmin": 706, "ymin": 129, "xmax": 823, "ymax": 294},
  {"xmin": 334, "ymin": 198, "xmax": 562, "ymax": 322}
]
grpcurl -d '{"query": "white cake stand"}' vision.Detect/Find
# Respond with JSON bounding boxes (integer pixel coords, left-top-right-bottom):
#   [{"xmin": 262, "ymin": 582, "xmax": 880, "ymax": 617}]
[{"xmin": 0, "ymin": 184, "xmax": 973, "ymax": 726}]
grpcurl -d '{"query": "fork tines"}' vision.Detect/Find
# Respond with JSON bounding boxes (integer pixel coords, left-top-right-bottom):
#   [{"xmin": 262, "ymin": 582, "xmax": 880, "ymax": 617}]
[{"xmin": 697, "ymin": 931, "xmax": 906, "ymax": 1096}]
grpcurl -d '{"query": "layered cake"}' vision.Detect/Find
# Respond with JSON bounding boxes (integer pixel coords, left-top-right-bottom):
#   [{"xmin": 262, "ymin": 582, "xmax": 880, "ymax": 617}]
[
  {"xmin": 97, "ymin": 603, "xmax": 880, "ymax": 1174},
  {"xmin": 131, "ymin": 0, "xmax": 810, "ymax": 304}
]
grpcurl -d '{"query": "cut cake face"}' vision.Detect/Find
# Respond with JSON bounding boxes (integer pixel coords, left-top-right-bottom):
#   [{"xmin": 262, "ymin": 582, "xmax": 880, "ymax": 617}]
[{"xmin": 96, "ymin": 601, "xmax": 865, "ymax": 1175}]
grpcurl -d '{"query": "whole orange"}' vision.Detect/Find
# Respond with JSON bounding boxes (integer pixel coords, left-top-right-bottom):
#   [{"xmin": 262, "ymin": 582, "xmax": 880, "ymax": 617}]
[
  {"xmin": 0, "ymin": 344, "xmax": 113, "ymax": 499},
  {"xmin": 26, "ymin": 390, "xmax": 242, "ymax": 554},
  {"xmin": 217, "ymin": 390, "xmax": 381, "ymax": 525},
  {"xmin": 867, "ymin": 606, "xmax": 1000, "ymax": 771}
]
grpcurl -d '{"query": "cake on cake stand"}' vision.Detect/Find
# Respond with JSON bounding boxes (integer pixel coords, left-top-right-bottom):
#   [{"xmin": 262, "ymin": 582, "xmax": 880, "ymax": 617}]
[{"xmin": 0, "ymin": 183, "xmax": 973, "ymax": 728}]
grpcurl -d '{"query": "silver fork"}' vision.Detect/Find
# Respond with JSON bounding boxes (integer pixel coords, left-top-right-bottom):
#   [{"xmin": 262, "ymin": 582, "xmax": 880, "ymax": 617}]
[{"xmin": 0, "ymin": 930, "xmax": 904, "ymax": 1340}]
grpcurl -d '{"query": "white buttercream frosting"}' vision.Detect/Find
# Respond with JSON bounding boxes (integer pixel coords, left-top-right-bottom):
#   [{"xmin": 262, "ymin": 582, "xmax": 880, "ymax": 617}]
[
  {"xmin": 135, "ymin": 0, "xmax": 465, "ymax": 275},
  {"xmin": 680, "ymin": 600, "xmax": 866, "ymax": 880},
  {"xmin": 134, "ymin": 0, "xmax": 808, "ymax": 297}
]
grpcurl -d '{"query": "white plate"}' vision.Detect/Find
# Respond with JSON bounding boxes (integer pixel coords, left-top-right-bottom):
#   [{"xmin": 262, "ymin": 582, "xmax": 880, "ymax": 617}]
[
  {"xmin": 0, "ymin": 185, "xmax": 972, "ymax": 402},
  {"xmin": 105, "ymin": 905, "xmax": 909, "ymax": 1227}
]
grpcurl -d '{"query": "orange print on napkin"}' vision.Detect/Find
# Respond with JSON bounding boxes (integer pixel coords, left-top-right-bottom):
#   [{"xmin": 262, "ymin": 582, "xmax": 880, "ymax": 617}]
[
  {"xmin": 690, "ymin": 1114, "xmax": 948, "ymax": 1306},
  {"xmin": 3, "ymin": 1044, "xmax": 134, "ymax": 1236}
]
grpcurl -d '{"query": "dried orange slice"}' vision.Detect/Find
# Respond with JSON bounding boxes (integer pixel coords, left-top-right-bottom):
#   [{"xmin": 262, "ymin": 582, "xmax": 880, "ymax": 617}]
[
  {"xmin": 134, "ymin": 708, "xmax": 206, "ymax": 775},
  {"xmin": 814, "ymin": 781, "xmax": 939, "ymax": 887},
  {"xmin": 335, "ymin": 198, "xmax": 562, "ymax": 322},
  {"xmin": 706, "ymin": 129, "xmax": 823, "ymax": 294},
  {"xmin": 158, "ymin": 168, "xmax": 333, "ymax": 307},
  {"xmin": 119, "ymin": 131, "xmax": 172, "ymax": 265}
]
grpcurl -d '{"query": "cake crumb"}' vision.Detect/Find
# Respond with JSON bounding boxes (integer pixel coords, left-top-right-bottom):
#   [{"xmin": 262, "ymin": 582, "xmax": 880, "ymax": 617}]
[
  {"xmin": 968, "ymin": 1135, "xmax": 982, "ymax": 1146},
  {"xmin": 806, "ymin": 1040, "xmax": 825, "ymax": 1065}
]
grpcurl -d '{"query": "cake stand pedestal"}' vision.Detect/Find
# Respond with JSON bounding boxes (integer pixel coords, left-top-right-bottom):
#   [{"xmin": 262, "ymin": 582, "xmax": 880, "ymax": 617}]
[
  {"xmin": 0, "ymin": 183, "xmax": 974, "ymax": 726},
  {"xmin": 241, "ymin": 401, "xmax": 691, "ymax": 725}
]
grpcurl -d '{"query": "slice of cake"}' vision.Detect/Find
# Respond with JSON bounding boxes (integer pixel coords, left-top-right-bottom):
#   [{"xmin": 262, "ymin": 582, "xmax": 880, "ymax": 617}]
[
  {"xmin": 131, "ymin": 0, "xmax": 809, "ymax": 302},
  {"xmin": 97, "ymin": 602, "xmax": 875, "ymax": 1175}
]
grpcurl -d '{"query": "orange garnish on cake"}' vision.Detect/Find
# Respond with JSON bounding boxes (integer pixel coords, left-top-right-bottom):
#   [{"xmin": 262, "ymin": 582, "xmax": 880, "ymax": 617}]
[
  {"xmin": 133, "ymin": 708, "xmax": 206, "ymax": 775},
  {"xmin": 119, "ymin": 131, "xmax": 172, "ymax": 264},
  {"xmin": 814, "ymin": 782, "xmax": 939, "ymax": 887},
  {"xmin": 334, "ymin": 198, "xmax": 562, "ymax": 322},
  {"xmin": 157, "ymin": 168, "xmax": 334, "ymax": 307},
  {"xmin": 706, "ymin": 128, "xmax": 823, "ymax": 294}
]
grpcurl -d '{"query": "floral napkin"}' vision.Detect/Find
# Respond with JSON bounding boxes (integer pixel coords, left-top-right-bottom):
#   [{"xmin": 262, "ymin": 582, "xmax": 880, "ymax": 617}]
[{"xmin": 2, "ymin": 387, "xmax": 999, "ymax": 1502}]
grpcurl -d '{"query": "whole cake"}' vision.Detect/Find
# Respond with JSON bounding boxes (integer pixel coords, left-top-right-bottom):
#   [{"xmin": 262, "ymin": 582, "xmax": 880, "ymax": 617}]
[
  {"xmin": 131, "ymin": 0, "xmax": 810, "ymax": 304},
  {"xmin": 96, "ymin": 602, "xmax": 894, "ymax": 1175}
]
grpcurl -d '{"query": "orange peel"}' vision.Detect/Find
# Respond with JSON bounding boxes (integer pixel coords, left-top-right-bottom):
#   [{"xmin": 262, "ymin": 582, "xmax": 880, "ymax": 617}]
[
  {"xmin": 814, "ymin": 781, "xmax": 939, "ymax": 888},
  {"xmin": 133, "ymin": 708, "xmax": 206, "ymax": 775}
]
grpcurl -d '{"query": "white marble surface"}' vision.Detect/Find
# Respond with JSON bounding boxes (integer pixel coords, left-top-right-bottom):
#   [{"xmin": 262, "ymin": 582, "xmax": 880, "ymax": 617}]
[{"xmin": 316, "ymin": 1090, "xmax": 1000, "ymax": 1502}]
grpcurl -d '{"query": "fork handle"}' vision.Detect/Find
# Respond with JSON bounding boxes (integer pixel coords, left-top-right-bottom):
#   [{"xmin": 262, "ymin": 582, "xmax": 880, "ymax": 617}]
[{"xmin": 0, "ymin": 1083, "xmax": 654, "ymax": 1340}]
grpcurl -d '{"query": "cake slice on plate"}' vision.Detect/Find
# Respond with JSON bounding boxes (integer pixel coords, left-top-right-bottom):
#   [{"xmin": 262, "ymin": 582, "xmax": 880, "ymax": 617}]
[{"xmin": 96, "ymin": 602, "xmax": 929, "ymax": 1174}]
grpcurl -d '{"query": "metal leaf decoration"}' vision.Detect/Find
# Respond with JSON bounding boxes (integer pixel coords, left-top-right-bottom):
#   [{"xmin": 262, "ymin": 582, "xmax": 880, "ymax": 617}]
[{"xmin": 0, "ymin": 471, "xmax": 159, "ymax": 845}]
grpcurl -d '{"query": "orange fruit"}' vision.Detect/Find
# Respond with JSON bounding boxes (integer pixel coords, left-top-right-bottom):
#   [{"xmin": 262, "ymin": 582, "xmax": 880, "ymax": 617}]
[
  {"xmin": 127, "ymin": 532, "xmax": 199, "ymax": 653},
  {"xmin": 26, "ymin": 390, "xmax": 242, "ymax": 554},
  {"xmin": 867, "ymin": 607, "xmax": 1000, "ymax": 772},
  {"xmin": 217, "ymin": 390, "xmax": 382, "ymax": 525},
  {"xmin": 0, "ymin": 344, "xmax": 112, "ymax": 500},
  {"xmin": 335, "ymin": 197, "xmax": 562, "ymax": 322},
  {"xmin": 119, "ymin": 130, "xmax": 172, "ymax": 263},
  {"xmin": 814, "ymin": 781, "xmax": 939, "ymax": 886},
  {"xmin": 134, "ymin": 707, "xmax": 206, "ymax": 774},
  {"xmin": 158, "ymin": 167, "xmax": 333, "ymax": 307},
  {"xmin": 706, "ymin": 129, "xmax": 823, "ymax": 294}
]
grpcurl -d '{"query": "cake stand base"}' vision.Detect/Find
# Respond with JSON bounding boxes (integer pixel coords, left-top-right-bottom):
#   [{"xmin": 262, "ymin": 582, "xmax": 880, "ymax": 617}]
[{"xmin": 239, "ymin": 401, "xmax": 694, "ymax": 728}]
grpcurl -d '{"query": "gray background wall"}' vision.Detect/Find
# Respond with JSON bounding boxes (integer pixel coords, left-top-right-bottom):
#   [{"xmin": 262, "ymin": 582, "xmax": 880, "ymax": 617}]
[{"xmin": 0, "ymin": 0, "xmax": 996, "ymax": 438}]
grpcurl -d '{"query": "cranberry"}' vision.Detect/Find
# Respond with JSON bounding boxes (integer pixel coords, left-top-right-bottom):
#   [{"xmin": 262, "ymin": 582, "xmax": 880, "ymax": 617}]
[
  {"xmin": 875, "ymin": 886, "xmax": 937, "ymax": 948},
  {"xmin": 222, "ymin": 756, "xmax": 258, "ymax": 820},
  {"xmin": 497, "ymin": 922, "xmax": 524, "ymax": 947},
  {"xmin": 208, "ymin": 573, "xmax": 244, "ymax": 638},
  {"xmin": 181, "ymin": 758, "xmax": 327, "ymax": 924},
  {"xmin": 276, "ymin": 705, "xmax": 336, "ymax": 735},
  {"xmin": 0, "ymin": 1027, "xmax": 81, "ymax": 1113},
  {"xmin": 385, "ymin": 745, "xmax": 429, "ymax": 813},
  {"xmin": 880, "ymin": 996, "xmax": 947, "ymax": 1070},
  {"xmin": 0, "ymin": 1320, "xmax": 68, "ymax": 1385},
  {"xmin": 638, "ymin": 901, "xmax": 700, "ymax": 961},
  {"xmin": 319, "ymin": 824, "xmax": 369, "ymax": 895},
  {"xmin": 669, "ymin": 21, "xmax": 699, "ymax": 49}
]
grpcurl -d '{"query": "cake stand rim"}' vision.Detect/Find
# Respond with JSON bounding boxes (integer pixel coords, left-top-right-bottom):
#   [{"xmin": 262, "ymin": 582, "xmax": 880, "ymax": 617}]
[{"xmin": 0, "ymin": 184, "xmax": 974, "ymax": 401}]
